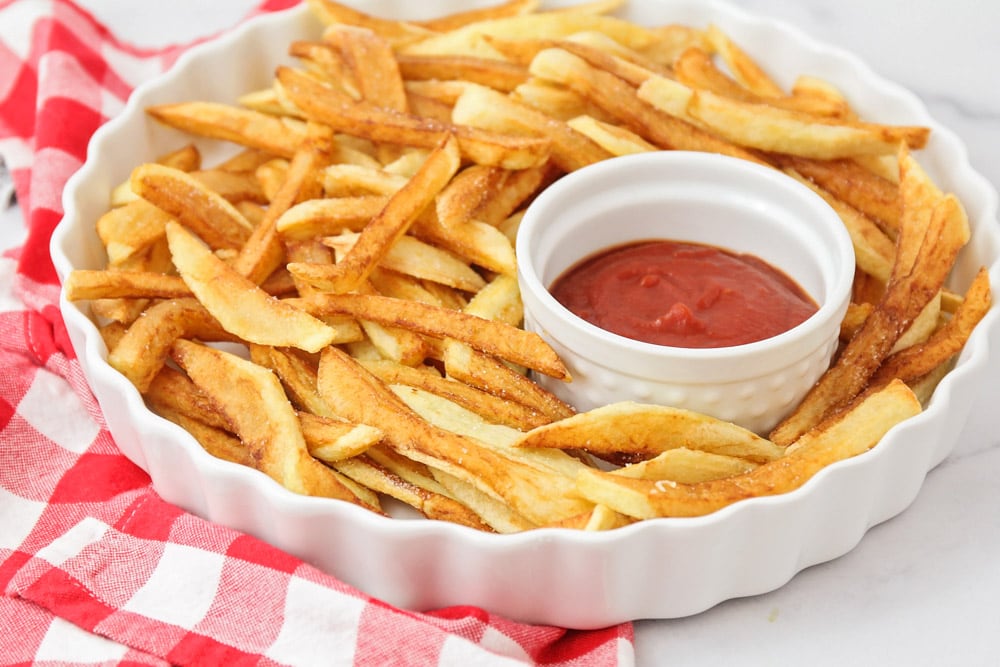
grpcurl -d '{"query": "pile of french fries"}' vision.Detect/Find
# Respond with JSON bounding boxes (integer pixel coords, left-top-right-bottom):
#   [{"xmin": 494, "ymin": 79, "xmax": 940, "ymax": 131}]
[{"xmin": 66, "ymin": 0, "xmax": 992, "ymax": 531}]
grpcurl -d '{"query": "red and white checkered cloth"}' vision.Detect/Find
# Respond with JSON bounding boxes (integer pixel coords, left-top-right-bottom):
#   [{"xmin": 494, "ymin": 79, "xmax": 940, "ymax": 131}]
[{"xmin": 0, "ymin": 1, "xmax": 635, "ymax": 663}]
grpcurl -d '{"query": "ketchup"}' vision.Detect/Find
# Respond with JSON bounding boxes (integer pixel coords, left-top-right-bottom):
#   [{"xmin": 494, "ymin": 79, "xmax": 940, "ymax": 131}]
[{"xmin": 549, "ymin": 240, "xmax": 817, "ymax": 348}]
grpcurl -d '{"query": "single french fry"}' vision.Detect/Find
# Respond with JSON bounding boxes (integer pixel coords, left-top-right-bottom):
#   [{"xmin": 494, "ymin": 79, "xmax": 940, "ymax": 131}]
[
  {"xmin": 306, "ymin": 0, "xmax": 431, "ymax": 46},
  {"xmin": 131, "ymin": 163, "xmax": 254, "ymax": 251},
  {"xmin": 107, "ymin": 297, "xmax": 230, "ymax": 392},
  {"xmin": 414, "ymin": 0, "xmax": 540, "ymax": 32},
  {"xmin": 287, "ymin": 134, "xmax": 462, "ymax": 293},
  {"xmin": 530, "ymin": 48, "xmax": 766, "ymax": 164},
  {"xmin": 323, "ymin": 231, "xmax": 487, "ymax": 292},
  {"xmin": 577, "ymin": 380, "xmax": 921, "ymax": 518},
  {"xmin": 65, "ymin": 270, "xmax": 190, "ymax": 301},
  {"xmin": 276, "ymin": 195, "xmax": 388, "ymax": 240},
  {"xmin": 872, "ymin": 267, "xmax": 992, "ymax": 386},
  {"xmin": 147, "ymin": 102, "xmax": 308, "ymax": 158},
  {"xmin": 165, "ymin": 222, "xmax": 339, "ymax": 353},
  {"xmin": 302, "ymin": 292, "xmax": 569, "ymax": 379},
  {"xmin": 516, "ymin": 401, "xmax": 784, "ymax": 465}
]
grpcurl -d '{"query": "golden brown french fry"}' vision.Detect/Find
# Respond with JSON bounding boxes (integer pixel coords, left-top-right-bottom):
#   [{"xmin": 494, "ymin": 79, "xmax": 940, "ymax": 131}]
[
  {"xmin": 145, "ymin": 366, "xmax": 232, "ymax": 432},
  {"xmin": 872, "ymin": 267, "xmax": 992, "ymax": 386},
  {"xmin": 412, "ymin": 208, "xmax": 518, "ymax": 275},
  {"xmin": 233, "ymin": 123, "xmax": 332, "ymax": 284},
  {"xmin": 302, "ymin": 292, "xmax": 569, "ymax": 379},
  {"xmin": 784, "ymin": 169, "xmax": 895, "ymax": 284},
  {"xmin": 131, "ymin": 163, "xmax": 254, "ymax": 251},
  {"xmin": 65, "ymin": 270, "xmax": 190, "ymax": 301},
  {"xmin": 333, "ymin": 455, "xmax": 492, "ymax": 529},
  {"xmin": 777, "ymin": 155, "xmax": 901, "ymax": 235},
  {"xmin": 287, "ymin": 134, "xmax": 462, "ymax": 293},
  {"xmin": 165, "ymin": 221, "xmax": 340, "ymax": 353},
  {"xmin": 682, "ymin": 89, "xmax": 930, "ymax": 159},
  {"xmin": 362, "ymin": 359, "xmax": 552, "ymax": 430},
  {"xmin": 298, "ymin": 411, "xmax": 383, "ymax": 462},
  {"xmin": 516, "ymin": 401, "xmax": 784, "ymax": 465},
  {"xmin": 107, "ymin": 298, "xmax": 230, "ymax": 392},
  {"xmin": 397, "ymin": 53, "xmax": 529, "ymax": 92},
  {"xmin": 403, "ymin": 12, "xmax": 662, "ymax": 56},
  {"xmin": 611, "ymin": 448, "xmax": 758, "ymax": 484},
  {"xmin": 566, "ymin": 114, "xmax": 657, "ymax": 156},
  {"xmin": 577, "ymin": 380, "xmax": 921, "ymax": 518},
  {"xmin": 323, "ymin": 231, "xmax": 487, "ymax": 292},
  {"xmin": 704, "ymin": 24, "xmax": 785, "ymax": 97},
  {"xmin": 96, "ymin": 199, "xmax": 174, "ymax": 265},
  {"xmin": 276, "ymin": 195, "xmax": 388, "ymax": 240},
  {"xmin": 414, "ymin": 0, "xmax": 540, "ymax": 32},
  {"xmin": 327, "ymin": 25, "xmax": 408, "ymax": 112},
  {"xmin": 307, "ymin": 0, "xmax": 431, "ymax": 45},
  {"xmin": 148, "ymin": 102, "xmax": 308, "ymax": 158},
  {"xmin": 673, "ymin": 46, "xmax": 847, "ymax": 117}
]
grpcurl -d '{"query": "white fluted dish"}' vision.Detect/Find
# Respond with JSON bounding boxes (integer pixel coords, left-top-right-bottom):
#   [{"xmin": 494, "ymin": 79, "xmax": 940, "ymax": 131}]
[{"xmin": 52, "ymin": 0, "xmax": 1000, "ymax": 629}]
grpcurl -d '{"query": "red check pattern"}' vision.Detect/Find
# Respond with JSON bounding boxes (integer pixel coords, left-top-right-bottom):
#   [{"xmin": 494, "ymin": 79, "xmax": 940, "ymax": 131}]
[{"xmin": 0, "ymin": 1, "xmax": 635, "ymax": 663}]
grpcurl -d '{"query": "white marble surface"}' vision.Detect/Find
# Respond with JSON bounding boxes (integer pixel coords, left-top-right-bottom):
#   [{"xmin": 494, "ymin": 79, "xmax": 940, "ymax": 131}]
[{"xmin": 3, "ymin": 1, "xmax": 998, "ymax": 664}]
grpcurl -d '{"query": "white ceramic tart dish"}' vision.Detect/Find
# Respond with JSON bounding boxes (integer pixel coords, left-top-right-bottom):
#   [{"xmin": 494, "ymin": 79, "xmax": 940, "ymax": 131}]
[{"xmin": 52, "ymin": 0, "xmax": 1000, "ymax": 629}]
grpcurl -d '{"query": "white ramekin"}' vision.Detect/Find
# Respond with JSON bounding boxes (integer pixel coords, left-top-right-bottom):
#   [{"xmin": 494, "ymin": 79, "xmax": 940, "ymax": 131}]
[{"xmin": 516, "ymin": 151, "xmax": 856, "ymax": 434}]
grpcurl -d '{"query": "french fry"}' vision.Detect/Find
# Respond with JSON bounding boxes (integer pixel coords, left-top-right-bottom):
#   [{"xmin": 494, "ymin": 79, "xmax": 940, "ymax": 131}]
[
  {"xmin": 165, "ymin": 221, "xmax": 340, "ymax": 353},
  {"xmin": 441, "ymin": 339, "xmax": 576, "ymax": 421},
  {"xmin": 106, "ymin": 297, "xmax": 230, "ymax": 392},
  {"xmin": 516, "ymin": 401, "xmax": 785, "ymax": 465},
  {"xmin": 611, "ymin": 448, "xmax": 758, "ymax": 484},
  {"xmin": 333, "ymin": 455, "xmax": 491, "ymax": 529},
  {"xmin": 323, "ymin": 231, "xmax": 486, "ymax": 292},
  {"xmin": 131, "ymin": 163, "xmax": 254, "ymax": 250},
  {"xmin": 276, "ymin": 195, "xmax": 388, "ymax": 240},
  {"xmin": 682, "ymin": 89, "xmax": 930, "ymax": 159},
  {"xmin": 872, "ymin": 267, "xmax": 992, "ymax": 386},
  {"xmin": 148, "ymin": 102, "xmax": 308, "ymax": 158},
  {"xmin": 305, "ymin": 0, "xmax": 431, "ymax": 46},
  {"xmin": 414, "ymin": 0, "xmax": 540, "ymax": 32},
  {"xmin": 704, "ymin": 23, "xmax": 785, "ymax": 97},
  {"xmin": 576, "ymin": 380, "xmax": 921, "ymax": 518},
  {"xmin": 362, "ymin": 358, "xmax": 552, "ymax": 430},
  {"xmin": 287, "ymin": 134, "xmax": 462, "ymax": 294},
  {"xmin": 402, "ymin": 12, "xmax": 662, "ymax": 56},
  {"xmin": 397, "ymin": 53, "xmax": 529, "ymax": 92},
  {"xmin": 301, "ymin": 292, "xmax": 569, "ymax": 379},
  {"xmin": 65, "ymin": 270, "xmax": 190, "ymax": 301}
]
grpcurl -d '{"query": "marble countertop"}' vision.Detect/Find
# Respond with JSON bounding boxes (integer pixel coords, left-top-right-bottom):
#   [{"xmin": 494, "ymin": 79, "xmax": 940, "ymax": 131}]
[{"xmin": 3, "ymin": 1, "xmax": 998, "ymax": 664}]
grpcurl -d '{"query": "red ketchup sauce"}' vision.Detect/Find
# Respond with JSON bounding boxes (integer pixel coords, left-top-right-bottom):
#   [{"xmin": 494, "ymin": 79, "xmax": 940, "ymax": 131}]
[{"xmin": 549, "ymin": 240, "xmax": 818, "ymax": 349}]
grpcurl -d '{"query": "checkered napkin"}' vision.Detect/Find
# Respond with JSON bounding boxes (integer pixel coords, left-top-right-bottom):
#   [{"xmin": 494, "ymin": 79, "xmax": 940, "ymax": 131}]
[{"xmin": 0, "ymin": 1, "xmax": 635, "ymax": 663}]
